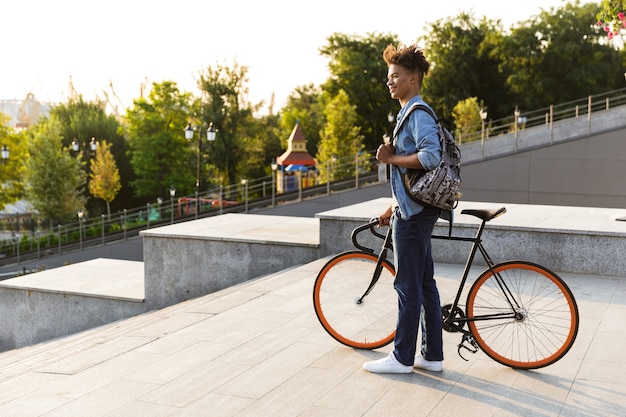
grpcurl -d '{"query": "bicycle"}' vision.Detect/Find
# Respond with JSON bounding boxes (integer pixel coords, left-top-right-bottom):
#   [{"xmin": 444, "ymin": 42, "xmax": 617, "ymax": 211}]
[{"xmin": 312, "ymin": 207, "xmax": 579, "ymax": 370}]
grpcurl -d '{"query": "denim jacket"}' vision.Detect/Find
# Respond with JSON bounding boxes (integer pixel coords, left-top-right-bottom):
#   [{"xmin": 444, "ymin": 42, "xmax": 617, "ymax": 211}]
[{"xmin": 390, "ymin": 96, "xmax": 442, "ymax": 219}]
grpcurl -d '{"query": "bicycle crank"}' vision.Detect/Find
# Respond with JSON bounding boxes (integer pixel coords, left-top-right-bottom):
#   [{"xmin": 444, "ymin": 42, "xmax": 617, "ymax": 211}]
[{"xmin": 442, "ymin": 304, "xmax": 466, "ymax": 332}]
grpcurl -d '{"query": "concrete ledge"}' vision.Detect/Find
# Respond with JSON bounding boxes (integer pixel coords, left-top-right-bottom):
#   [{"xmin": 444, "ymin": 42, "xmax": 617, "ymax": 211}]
[
  {"xmin": 0, "ymin": 258, "xmax": 145, "ymax": 351},
  {"xmin": 316, "ymin": 198, "xmax": 626, "ymax": 278},
  {"xmin": 141, "ymin": 213, "xmax": 320, "ymax": 310}
]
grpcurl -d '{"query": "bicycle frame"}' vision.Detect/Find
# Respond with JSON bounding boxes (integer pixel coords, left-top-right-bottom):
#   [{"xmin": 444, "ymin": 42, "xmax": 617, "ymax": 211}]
[
  {"xmin": 432, "ymin": 217, "xmax": 522, "ymax": 331},
  {"xmin": 354, "ymin": 211, "xmax": 522, "ymax": 344}
]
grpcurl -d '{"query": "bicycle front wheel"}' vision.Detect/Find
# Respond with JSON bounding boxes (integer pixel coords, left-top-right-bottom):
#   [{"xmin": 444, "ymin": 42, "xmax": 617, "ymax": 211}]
[
  {"xmin": 466, "ymin": 261, "xmax": 579, "ymax": 369},
  {"xmin": 313, "ymin": 251, "xmax": 397, "ymax": 349}
]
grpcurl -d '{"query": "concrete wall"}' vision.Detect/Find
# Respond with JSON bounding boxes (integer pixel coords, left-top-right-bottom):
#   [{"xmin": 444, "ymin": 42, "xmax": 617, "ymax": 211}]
[
  {"xmin": 460, "ymin": 107, "xmax": 626, "ymax": 209},
  {"xmin": 316, "ymin": 199, "xmax": 626, "ymax": 278},
  {"xmin": 141, "ymin": 214, "xmax": 320, "ymax": 310},
  {"xmin": 0, "ymin": 287, "xmax": 145, "ymax": 351}
]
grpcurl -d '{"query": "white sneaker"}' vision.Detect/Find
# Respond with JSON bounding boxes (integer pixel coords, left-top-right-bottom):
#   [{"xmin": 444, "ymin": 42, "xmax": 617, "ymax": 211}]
[
  {"xmin": 363, "ymin": 353, "xmax": 413, "ymax": 374},
  {"xmin": 413, "ymin": 354, "xmax": 443, "ymax": 372}
]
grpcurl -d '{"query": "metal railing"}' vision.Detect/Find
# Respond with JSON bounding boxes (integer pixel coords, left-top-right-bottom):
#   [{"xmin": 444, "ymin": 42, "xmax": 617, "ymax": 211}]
[
  {"xmin": 2, "ymin": 87, "xmax": 626, "ymax": 269},
  {"xmin": 0, "ymin": 152, "xmax": 381, "ymax": 269},
  {"xmin": 457, "ymin": 87, "xmax": 626, "ymax": 144}
]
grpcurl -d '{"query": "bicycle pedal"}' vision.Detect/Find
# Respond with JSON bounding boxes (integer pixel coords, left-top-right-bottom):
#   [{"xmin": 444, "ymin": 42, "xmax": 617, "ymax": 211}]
[{"xmin": 457, "ymin": 334, "xmax": 479, "ymax": 361}]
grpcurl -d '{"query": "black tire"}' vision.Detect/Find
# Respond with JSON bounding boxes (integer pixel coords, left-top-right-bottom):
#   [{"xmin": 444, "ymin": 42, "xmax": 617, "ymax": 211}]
[
  {"xmin": 313, "ymin": 251, "xmax": 396, "ymax": 349},
  {"xmin": 466, "ymin": 261, "xmax": 579, "ymax": 369}
]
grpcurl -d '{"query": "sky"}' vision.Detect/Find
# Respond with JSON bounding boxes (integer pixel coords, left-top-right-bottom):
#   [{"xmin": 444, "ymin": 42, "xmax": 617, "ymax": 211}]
[{"xmin": 1, "ymin": 0, "xmax": 577, "ymax": 115}]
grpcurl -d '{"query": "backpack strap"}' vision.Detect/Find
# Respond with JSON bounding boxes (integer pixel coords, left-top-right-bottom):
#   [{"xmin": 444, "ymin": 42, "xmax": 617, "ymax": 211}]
[{"xmin": 392, "ymin": 103, "xmax": 438, "ymax": 140}]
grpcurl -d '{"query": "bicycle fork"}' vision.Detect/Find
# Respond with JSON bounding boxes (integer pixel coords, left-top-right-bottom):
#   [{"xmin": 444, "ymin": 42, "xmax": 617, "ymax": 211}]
[{"xmin": 356, "ymin": 228, "xmax": 393, "ymax": 304}]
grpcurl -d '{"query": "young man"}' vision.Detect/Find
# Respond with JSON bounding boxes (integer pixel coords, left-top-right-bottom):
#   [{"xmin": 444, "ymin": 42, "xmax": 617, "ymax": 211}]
[{"xmin": 363, "ymin": 44, "xmax": 444, "ymax": 374}]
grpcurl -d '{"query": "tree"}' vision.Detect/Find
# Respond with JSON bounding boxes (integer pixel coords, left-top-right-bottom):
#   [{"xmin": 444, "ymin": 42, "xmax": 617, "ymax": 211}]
[
  {"xmin": 597, "ymin": 0, "xmax": 626, "ymax": 38},
  {"xmin": 279, "ymin": 84, "xmax": 324, "ymax": 155},
  {"xmin": 316, "ymin": 90, "xmax": 366, "ymax": 181},
  {"xmin": 451, "ymin": 97, "xmax": 482, "ymax": 144},
  {"xmin": 320, "ymin": 32, "xmax": 400, "ymax": 151},
  {"xmin": 26, "ymin": 117, "xmax": 85, "ymax": 225},
  {"xmin": 420, "ymin": 13, "xmax": 507, "ymax": 122},
  {"xmin": 124, "ymin": 81, "xmax": 194, "ymax": 199},
  {"xmin": 496, "ymin": 1, "xmax": 624, "ymax": 112},
  {"xmin": 0, "ymin": 113, "xmax": 27, "ymax": 210},
  {"xmin": 51, "ymin": 97, "xmax": 135, "ymax": 212},
  {"xmin": 196, "ymin": 60, "xmax": 261, "ymax": 189},
  {"xmin": 89, "ymin": 140, "xmax": 121, "ymax": 218}
]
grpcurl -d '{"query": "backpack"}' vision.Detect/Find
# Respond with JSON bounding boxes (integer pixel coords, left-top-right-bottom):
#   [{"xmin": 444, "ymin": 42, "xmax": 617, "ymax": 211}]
[{"xmin": 393, "ymin": 103, "xmax": 462, "ymax": 211}]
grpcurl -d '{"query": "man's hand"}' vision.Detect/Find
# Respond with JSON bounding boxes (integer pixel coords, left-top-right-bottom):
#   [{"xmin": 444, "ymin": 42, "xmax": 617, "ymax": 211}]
[{"xmin": 376, "ymin": 143, "xmax": 395, "ymax": 164}]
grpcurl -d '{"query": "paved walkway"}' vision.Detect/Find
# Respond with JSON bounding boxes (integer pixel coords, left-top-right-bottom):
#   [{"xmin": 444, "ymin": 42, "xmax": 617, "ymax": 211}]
[{"xmin": 0, "ymin": 257, "xmax": 624, "ymax": 416}]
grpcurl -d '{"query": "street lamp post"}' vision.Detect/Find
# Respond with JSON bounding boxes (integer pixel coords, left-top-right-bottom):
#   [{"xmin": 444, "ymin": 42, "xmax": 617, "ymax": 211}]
[
  {"xmin": 169, "ymin": 186, "xmax": 176, "ymax": 224},
  {"xmin": 241, "ymin": 178, "xmax": 248, "ymax": 213},
  {"xmin": 1, "ymin": 144, "xmax": 8, "ymax": 164},
  {"xmin": 77, "ymin": 209, "xmax": 84, "ymax": 250},
  {"xmin": 71, "ymin": 137, "xmax": 98, "ymax": 155},
  {"xmin": 514, "ymin": 107, "xmax": 520, "ymax": 151},
  {"xmin": 157, "ymin": 197, "xmax": 163, "ymax": 221},
  {"xmin": 271, "ymin": 162, "xmax": 278, "ymax": 207},
  {"xmin": 185, "ymin": 122, "xmax": 217, "ymax": 194},
  {"xmin": 479, "ymin": 108, "xmax": 488, "ymax": 159},
  {"xmin": 326, "ymin": 159, "xmax": 331, "ymax": 195},
  {"xmin": 11, "ymin": 232, "xmax": 19, "ymax": 264}
]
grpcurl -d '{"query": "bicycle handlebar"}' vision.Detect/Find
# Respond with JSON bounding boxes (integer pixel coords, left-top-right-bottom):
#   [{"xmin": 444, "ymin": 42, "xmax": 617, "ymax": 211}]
[{"xmin": 350, "ymin": 218, "xmax": 387, "ymax": 253}]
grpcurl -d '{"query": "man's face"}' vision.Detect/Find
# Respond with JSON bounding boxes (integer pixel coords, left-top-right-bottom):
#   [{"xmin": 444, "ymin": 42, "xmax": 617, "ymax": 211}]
[{"xmin": 386, "ymin": 64, "xmax": 415, "ymax": 101}]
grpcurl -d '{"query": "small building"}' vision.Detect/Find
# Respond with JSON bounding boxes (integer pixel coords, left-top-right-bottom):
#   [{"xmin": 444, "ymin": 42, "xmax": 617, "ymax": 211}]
[{"xmin": 275, "ymin": 122, "xmax": 316, "ymax": 193}]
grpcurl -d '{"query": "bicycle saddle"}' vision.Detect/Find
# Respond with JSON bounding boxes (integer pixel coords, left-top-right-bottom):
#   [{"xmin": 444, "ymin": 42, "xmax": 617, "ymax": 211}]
[{"xmin": 461, "ymin": 207, "xmax": 506, "ymax": 222}]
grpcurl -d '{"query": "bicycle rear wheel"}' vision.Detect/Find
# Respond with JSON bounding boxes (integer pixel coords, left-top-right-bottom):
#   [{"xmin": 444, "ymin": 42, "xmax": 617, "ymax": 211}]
[
  {"xmin": 466, "ymin": 261, "xmax": 579, "ymax": 369},
  {"xmin": 313, "ymin": 251, "xmax": 396, "ymax": 349}
]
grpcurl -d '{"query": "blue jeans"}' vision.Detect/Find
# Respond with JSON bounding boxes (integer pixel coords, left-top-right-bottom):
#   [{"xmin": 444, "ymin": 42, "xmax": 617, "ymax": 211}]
[{"xmin": 391, "ymin": 207, "xmax": 444, "ymax": 366}]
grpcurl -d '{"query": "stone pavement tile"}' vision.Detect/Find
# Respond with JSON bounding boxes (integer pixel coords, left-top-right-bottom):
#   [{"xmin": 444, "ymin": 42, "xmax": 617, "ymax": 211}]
[
  {"xmin": 181, "ymin": 307, "xmax": 294, "ymax": 346},
  {"xmin": 562, "ymin": 380, "xmax": 626, "ymax": 417},
  {"xmin": 138, "ymin": 360, "xmax": 250, "ymax": 408},
  {"xmin": 126, "ymin": 341, "xmax": 233, "ymax": 385},
  {"xmin": 187, "ymin": 288, "xmax": 267, "ymax": 315},
  {"xmin": 40, "ymin": 378, "xmax": 160, "ymax": 417},
  {"xmin": 37, "ymin": 335, "xmax": 156, "ymax": 375},
  {"xmin": 231, "ymin": 367, "xmax": 352, "ymax": 417},
  {"xmin": 217, "ymin": 323, "xmax": 317, "ymax": 367},
  {"xmin": 0, "ymin": 372, "xmax": 63, "ymax": 407},
  {"xmin": 126, "ymin": 311, "xmax": 213, "ymax": 338},
  {"xmin": 133, "ymin": 324, "xmax": 208, "ymax": 356},
  {"xmin": 172, "ymin": 393, "xmax": 254, "ymax": 417},
  {"xmin": 310, "ymin": 368, "xmax": 403, "ymax": 416},
  {"xmin": 577, "ymin": 330, "xmax": 626, "ymax": 384},
  {"xmin": 0, "ymin": 390, "xmax": 73, "ymax": 417},
  {"xmin": 215, "ymin": 342, "xmax": 335, "ymax": 399},
  {"xmin": 361, "ymin": 373, "xmax": 449, "ymax": 417},
  {"xmin": 103, "ymin": 400, "xmax": 181, "ymax": 417},
  {"xmin": 32, "ymin": 349, "xmax": 164, "ymax": 401}
]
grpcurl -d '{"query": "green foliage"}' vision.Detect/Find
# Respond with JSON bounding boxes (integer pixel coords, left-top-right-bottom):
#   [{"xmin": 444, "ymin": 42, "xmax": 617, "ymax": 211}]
[
  {"xmin": 317, "ymin": 90, "xmax": 365, "ymax": 181},
  {"xmin": 420, "ymin": 2, "xmax": 624, "ymax": 130},
  {"xmin": 320, "ymin": 32, "xmax": 400, "ymax": 151},
  {"xmin": 420, "ymin": 13, "xmax": 507, "ymax": 123},
  {"xmin": 89, "ymin": 140, "xmax": 121, "ymax": 218},
  {"xmin": 50, "ymin": 97, "xmax": 135, "ymax": 212},
  {"xmin": 280, "ymin": 84, "xmax": 324, "ymax": 154},
  {"xmin": 124, "ymin": 81, "xmax": 194, "ymax": 198},
  {"xmin": 236, "ymin": 113, "xmax": 283, "ymax": 184},
  {"xmin": 26, "ymin": 117, "xmax": 85, "ymax": 225},
  {"xmin": 496, "ymin": 1, "xmax": 624, "ymax": 112},
  {"xmin": 0, "ymin": 113, "xmax": 27, "ymax": 209},
  {"xmin": 451, "ymin": 97, "xmax": 482, "ymax": 144},
  {"xmin": 596, "ymin": 0, "xmax": 626, "ymax": 38},
  {"xmin": 196, "ymin": 61, "xmax": 261, "ymax": 189}
]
